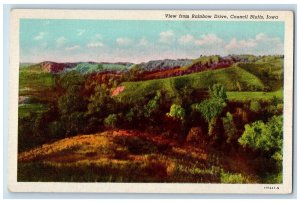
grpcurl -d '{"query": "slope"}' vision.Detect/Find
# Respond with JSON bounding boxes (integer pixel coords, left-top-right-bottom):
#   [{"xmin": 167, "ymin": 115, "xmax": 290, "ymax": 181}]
[
  {"xmin": 18, "ymin": 130, "xmax": 257, "ymax": 183},
  {"xmin": 117, "ymin": 65, "xmax": 265, "ymax": 104}
]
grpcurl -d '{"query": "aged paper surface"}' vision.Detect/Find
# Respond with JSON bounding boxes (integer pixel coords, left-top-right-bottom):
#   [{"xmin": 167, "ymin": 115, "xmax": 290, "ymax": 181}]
[{"xmin": 9, "ymin": 9, "xmax": 293, "ymax": 193}]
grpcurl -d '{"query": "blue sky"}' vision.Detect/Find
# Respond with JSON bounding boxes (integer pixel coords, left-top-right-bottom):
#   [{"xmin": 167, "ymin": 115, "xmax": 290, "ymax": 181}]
[{"xmin": 20, "ymin": 19, "xmax": 284, "ymax": 63}]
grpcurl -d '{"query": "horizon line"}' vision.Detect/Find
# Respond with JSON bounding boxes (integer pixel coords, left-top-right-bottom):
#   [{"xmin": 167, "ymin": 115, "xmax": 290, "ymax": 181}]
[{"xmin": 20, "ymin": 54, "xmax": 284, "ymax": 65}]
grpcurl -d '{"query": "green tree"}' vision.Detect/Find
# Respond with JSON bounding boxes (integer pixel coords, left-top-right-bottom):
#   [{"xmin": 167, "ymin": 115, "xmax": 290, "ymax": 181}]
[
  {"xmin": 58, "ymin": 70, "xmax": 85, "ymax": 90},
  {"xmin": 124, "ymin": 65, "xmax": 143, "ymax": 81},
  {"xmin": 238, "ymin": 115, "xmax": 283, "ymax": 165},
  {"xmin": 192, "ymin": 84, "xmax": 227, "ymax": 138},
  {"xmin": 86, "ymin": 84, "xmax": 115, "ymax": 118},
  {"xmin": 144, "ymin": 91, "xmax": 161, "ymax": 118},
  {"xmin": 104, "ymin": 114, "xmax": 118, "ymax": 129},
  {"xmin": 47, "ymin": 120, "xmax": 65, "ymax": 139},
  {"xmin": 250, "ymin": 100, "xmax": 261, "ymax": 113},
  {"xmin": 222, "ymin": 112, "xmax": 238, "ymax": 143},
  {"xmin": 209, "ymin": 83, "xmax": 227, "ymax": 101},
  {"xmin": 192, "ymin": 98, "xmax": 226, "ymax": 123},
  {"xmin": 63, "ymin": 112, "xmax": 86, "ymax": 136},
  {"xmin": 167, "ymin": 104, "xmax": 185, "ymax": 121},
  {"xmin": 57, "ymin": 71, "xmax": 87, "ymax": 136}
]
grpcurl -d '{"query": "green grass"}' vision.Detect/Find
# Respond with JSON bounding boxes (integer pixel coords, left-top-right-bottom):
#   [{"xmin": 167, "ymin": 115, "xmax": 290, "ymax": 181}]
[
  {"xmin": 238, "ymin": 56, "xmax": 283, "ymax": 91},
  {"xmin": 227, "ymin": 89, "xmax": 283, "ymax": 102},
  {"xmin": 260, "ymin": 172, "xmax": 283, "ymax": 184},
  {"xmin": 18, "ymin": 103, "xmax": 48, "ymax": 118},
  {"xmin": 19, "ymin": 65, "xmax": 55, "ymax": 95},
  {"xmin": 117, "ymin": 66, "xmax": 265, "ymax": 103},
  {"xmin": 220, "ymin": 170, "xmax": 251, "ymax": 183}
]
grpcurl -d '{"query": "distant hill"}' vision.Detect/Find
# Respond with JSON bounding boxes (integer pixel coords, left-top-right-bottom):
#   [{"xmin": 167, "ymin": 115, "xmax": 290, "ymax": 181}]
[
  {"xmin": 66, "ymin": 62, "xmax": 133, "ymax": 74},
  {"xmin": 40, "ymin": 61, "xmax": 77, "ymax": 73},
  {"xmin": 138, "ymin": 59, "xmax": 193, "ymax": 71},
  {"xmin": 21, "ymin": 61, "xmax": 133, "ymax": 73}
]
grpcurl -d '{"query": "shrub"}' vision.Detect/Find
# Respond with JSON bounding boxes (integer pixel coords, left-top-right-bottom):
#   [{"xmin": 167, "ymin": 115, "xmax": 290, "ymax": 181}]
[
  {"xmin": 208, "ymin": 117, "xmax": 218, "ymax": 138},
  {"xmin": 238, "ymin": 115, "xmax": 283, "ymax": 166},
  {"xmin": 104, "ymin": 114, "xmax": 118, "ymax": 129},
  {"xmin": 249, "ymin": 100, "xmax": 261, "ymax": 112},
  {"xmin": 48, "ymin": 121, "xmax": 65, "ymax": 139},
  {"xmin": 220, "ymin": 171, "xmax": 249, "ymax": 183},
  {"xmin": 166, "ymin": 104, "xmax": 185, "ymax": 121},
  {"xmin": 209, "ymin": 83, "xmax": 227, "ymax": 101},
  {"xmin": 192, "ymin": 98, "xmax": 226, "ymax": 123},
  {"xmin": 222, "ymin": 112, "xmax": 238, "ymax": 143},
  {"xmin": 144, "ymin": 91, "xmax": 161, "ymax": 118},
  {"xmin": 86, "ymin": 85, "xmax": 114, "ymax": 117}
]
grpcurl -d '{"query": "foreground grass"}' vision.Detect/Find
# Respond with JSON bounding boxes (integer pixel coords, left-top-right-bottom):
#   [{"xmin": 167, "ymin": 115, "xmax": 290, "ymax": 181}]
[{"xmin": 18, "ymin": 130, "xmax": 260, "ymax": 183}]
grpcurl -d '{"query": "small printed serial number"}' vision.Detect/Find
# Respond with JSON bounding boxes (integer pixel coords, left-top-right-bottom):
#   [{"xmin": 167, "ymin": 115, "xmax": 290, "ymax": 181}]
[{"xmin": 264, "ymin": 186, "xmax": 280, "ymax": 190}]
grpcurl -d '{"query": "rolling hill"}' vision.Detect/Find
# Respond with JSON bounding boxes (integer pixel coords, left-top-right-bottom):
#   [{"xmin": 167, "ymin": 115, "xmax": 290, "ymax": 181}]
[{"xmin": 116, "ymin": 65, "xmax": 265, "ymax": 104}]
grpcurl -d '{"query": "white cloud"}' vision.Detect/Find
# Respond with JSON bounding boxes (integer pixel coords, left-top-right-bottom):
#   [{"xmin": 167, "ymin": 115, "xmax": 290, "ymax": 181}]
[
  {"xmin": 56, "ymin": 36, "xmax": 66, "ymax": 47},
  {"xmin": 34, "ymin": 32, "xmax": 46, "ymax": 40},
  {"xmin": 116, "ymin": 37, "xmax": 132, "ymax": 46},
  {"xmin": 225, "ymin": 33, "xmax": 283, "ymax": 55},
  {"xmin": 195, "ymin": 34, "xmax": 223, "ymax": 46},
  {"xmin": 86, "ymin": 42, "xmax": 104, "ymax": 48},
  {"xmin": 95, "ymin": 34, "xmax": 102, "ymax": 39},
  {"xmin": 65, "ymin": 45, "xmax": 81, "ymax": 51},
  {"xmin": 159, "ymin": 30, "xmax": 174, "ymax": 44},
  {"xmin": 137, "ymin": 37, "xmax": 149, "ymax": 46},
  {"xmin": 77, "ymin": 29, "xmax": 86, "ymax": 36},
  {"xmin": 255, "ymin": 33, "xmax": 267, "ymax": 40},
  {"xmin": 178, "ymin": 34, "xmax": 194, "ymax": 44},
  {"xmin": 225, "ymin": 38, "xmax": 256, "ymax": 50}
]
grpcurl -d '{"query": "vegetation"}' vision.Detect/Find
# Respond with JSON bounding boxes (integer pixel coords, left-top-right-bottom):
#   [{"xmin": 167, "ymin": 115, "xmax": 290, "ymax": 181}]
[
  {"xmin": 167, "ymin": 104, "xmax": 186, "ymax": 121},
  {"xmin": 239, "ymin": 115, "xmax": 283, "ymax": 166},
  {"xmin": 18, "ymin": 55, "xmax": 284, "ymax": 183},
  {"xmin": 222, "ymin": 112, "xmax": 238, "ymax": 143},
  {"xmin": 117, "ymin": 65, "xmax": 265, "ymax": 104}
]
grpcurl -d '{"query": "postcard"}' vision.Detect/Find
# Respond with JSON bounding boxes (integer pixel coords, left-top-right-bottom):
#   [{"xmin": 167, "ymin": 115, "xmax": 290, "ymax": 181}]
[{"xmin": 8, "ymin": 9, "xmax": 294, "ymax": 194}]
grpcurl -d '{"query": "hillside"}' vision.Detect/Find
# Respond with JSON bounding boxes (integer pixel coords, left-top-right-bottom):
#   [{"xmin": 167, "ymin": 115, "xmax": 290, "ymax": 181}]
[
  {"xmin": 117, "ymin": 65, "xmax": 265, "ymax": 103},
  {"xmin": 18, "ymin": 130, "xmax": 258, "ymax": 183},
  {"xmin": 238, "ymin": 56, "xmax": 283, "ymax": 91}
]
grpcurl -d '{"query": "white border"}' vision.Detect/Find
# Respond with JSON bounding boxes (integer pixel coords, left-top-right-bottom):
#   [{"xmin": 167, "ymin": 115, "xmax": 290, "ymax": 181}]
[{"xmin": 8, "ymin": 9, "xmax": 294, "ymax": 194}]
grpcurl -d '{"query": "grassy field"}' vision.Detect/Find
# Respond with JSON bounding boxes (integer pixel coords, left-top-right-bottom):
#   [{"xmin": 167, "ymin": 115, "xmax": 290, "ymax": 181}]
[
  {"xmin": 238, "ymin": 56, "xmax": 283, "ymax": 91},
  {"xmin": 19, "ymin": 65, "xmax": 55, "ymax": 96},
  {"xmin": 18, "ymin": 130, "xmax": 259, "ymax": 183},
  {"xmin": 117, "ymin": 66, "xmax": 265, "ymax": 103},
  {"xmin": 227, "ymin": 89, "xmax": 283, "ymax": 102},
  {"xmin": 19, "ymin": 103, "xmax": 48, "ymax": 119}
]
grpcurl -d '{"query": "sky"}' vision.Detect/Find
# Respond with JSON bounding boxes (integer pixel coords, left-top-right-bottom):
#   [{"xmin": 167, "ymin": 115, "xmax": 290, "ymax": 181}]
[{"xmin": 20, "ymin": 19, "xmax": 285, "ymax": 63}]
